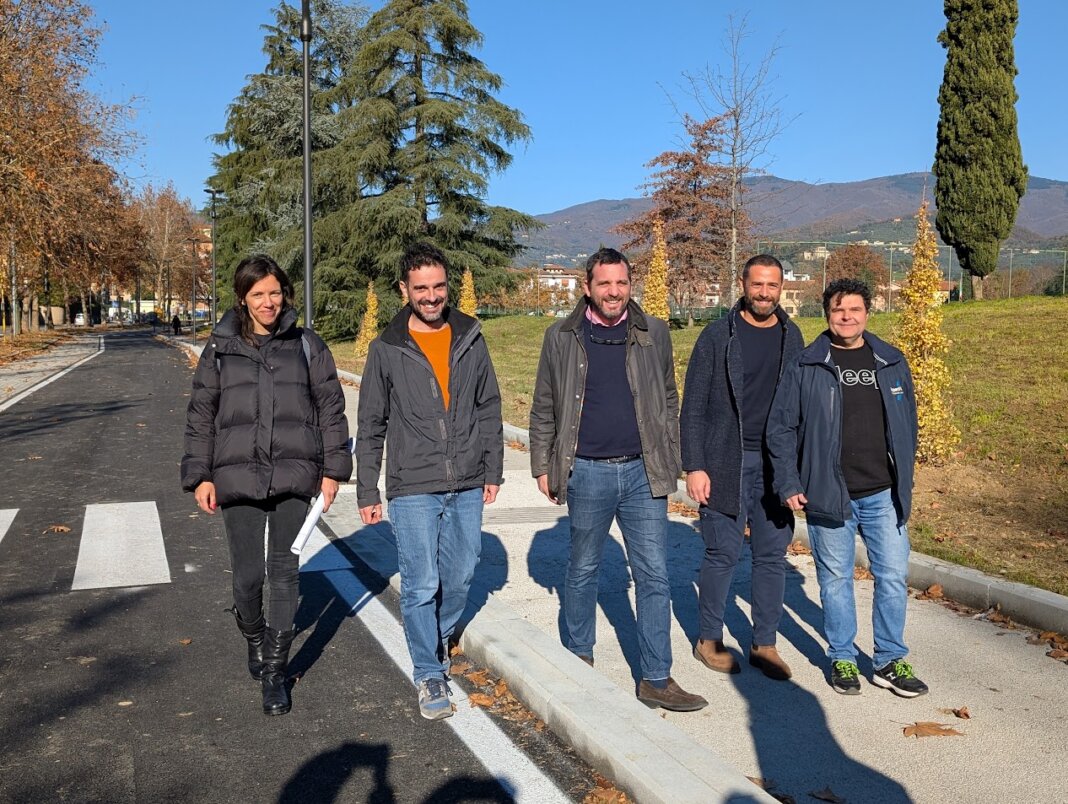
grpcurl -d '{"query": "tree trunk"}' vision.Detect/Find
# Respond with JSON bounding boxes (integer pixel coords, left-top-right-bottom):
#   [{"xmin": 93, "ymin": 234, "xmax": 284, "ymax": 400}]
[
  {"xmin": 8, "ymin": 235, "xmax": 19, "ymax": 337},
  {"xmin": 970, "ymin": 273, "xmax": 984, "ymax": 300}
]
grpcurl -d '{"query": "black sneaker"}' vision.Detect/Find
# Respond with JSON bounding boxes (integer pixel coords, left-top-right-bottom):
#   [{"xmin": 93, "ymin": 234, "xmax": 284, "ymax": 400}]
[
  {"xmin": 872, "ymin": 659, "xmax": 929, "ymax": 697},
  {"xmin": 830, "ymin": 660, "xmax": 862, "ymax": 695}
]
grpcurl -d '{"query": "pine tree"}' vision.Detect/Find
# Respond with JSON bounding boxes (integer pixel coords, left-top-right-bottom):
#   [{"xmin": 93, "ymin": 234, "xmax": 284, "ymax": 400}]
[
  {"xmin": 354, "ymin": 280, "xmax": 378, "ymax": 358},
  {"xmin": 351, "ymin": 0, "xmax": 539, "ymax": 294},
  {"xmin": 643, "ymin": 218, "xmax": 670, "ymax": 322},
  {"xmin": 896, "ymin": 201, "xmax": 960, "ymax": 462},
  {"xmin": 933, "ymin": 0, "xmax": 1027, "ymax": 300},
  {"xmin": 458, "ymin": 268, "xmax": 477, "ymax": 317}
]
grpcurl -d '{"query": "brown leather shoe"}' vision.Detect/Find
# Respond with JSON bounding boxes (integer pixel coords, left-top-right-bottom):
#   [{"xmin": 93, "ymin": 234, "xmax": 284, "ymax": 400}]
[
  {"xmin": 749, "ymin": 644, "xmax": 792, "ymax": 680},
  {"xmin": 693, "ymin": 639, "xmax": 740, "ymax": 674},
  {"xmin": 637, "ymin": 677, "xmax": 708, "ymax": 712}
]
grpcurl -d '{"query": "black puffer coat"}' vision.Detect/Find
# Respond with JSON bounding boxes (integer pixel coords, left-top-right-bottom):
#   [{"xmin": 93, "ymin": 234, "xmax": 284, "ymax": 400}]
[{"xmin": 181, "ymin": 307, "xmax": 352, "ymax": 506}]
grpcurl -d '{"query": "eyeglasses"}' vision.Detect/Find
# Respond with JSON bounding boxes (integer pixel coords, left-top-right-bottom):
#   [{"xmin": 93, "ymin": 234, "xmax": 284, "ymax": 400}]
[{"xmin": 588, "ymin": 332, "xmax": 627, "ymax": 346}]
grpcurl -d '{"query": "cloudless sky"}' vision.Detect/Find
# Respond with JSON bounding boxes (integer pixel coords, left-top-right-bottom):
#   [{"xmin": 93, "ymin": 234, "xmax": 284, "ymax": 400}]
[{"xmin": 88, "ymin": 0, "xmax": 1067, "ymax": 216}]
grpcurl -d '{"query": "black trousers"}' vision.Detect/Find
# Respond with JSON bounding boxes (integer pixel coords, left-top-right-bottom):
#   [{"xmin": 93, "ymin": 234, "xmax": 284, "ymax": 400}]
[{"xmin": 221, "ymin": 494, "xmax": 310, "ymax": 629}]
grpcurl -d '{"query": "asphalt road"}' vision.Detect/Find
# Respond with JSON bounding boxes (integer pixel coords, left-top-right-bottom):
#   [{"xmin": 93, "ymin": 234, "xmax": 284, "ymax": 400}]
[{"xmin": 0, "ymin": 331, "xmax": 589, "ymax": 803}]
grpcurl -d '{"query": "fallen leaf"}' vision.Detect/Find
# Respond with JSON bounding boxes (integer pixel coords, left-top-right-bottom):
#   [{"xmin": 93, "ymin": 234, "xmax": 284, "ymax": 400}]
[
  {"xmin": 493, "ymin": 679, "xmax": 509, "ymax": 697},
  {"xmin": 68, "ymin": 656, "xmax": 96, "ymax": 666},
  {"xmin": 118, "ymin": 701, "xmax": 134, "ymax": 707},
  {"xmin": 178, "ymin": 638, "xmax": 192, "ymax": 646},
  {"xmin": 135, "ymin": 423, "xmax": 147, "ymax": 428},
  {"xmin": 449, "ymin": 661, "xmax": 472, "ymax": 676},
  {"xmin": 44, "ymin": 524, "xmax": 71, "ymax": 534},
  {"xmin": 923, "ymin": 583, "xmax": 944, "ymax": 599},
  {"xmin": 787, "ymin": 540, "xmax": 811, "ymax": 556},
  {"xmin": 1048, "ymin": 649, "xmax": 1068, "ymax": 660},
  {"xmin": 747, "ymin": 776, "xmax": 774, "ymax": 789},
  {"xmin": 583, "ymin": 788, "xmax": 628, "ymax": 803},
  {"xmin": 177, "ymin": 712, "xmax": 193, "ymax": 717},
  {"xmin": 902, "ymin": 721, "xmax": 963, "ymax": 738},
  {"xmin": 808, "ymin": 786, "xmax": 847, "ymax": 803},
  {"xmin": 853, "ymin": 566, "xmax": 874, "ymax": 581},
  {"xmin": 449, "ymin": 643, "xmax": 462, "ymax": 657},
  {"xmin": 939, "ymin": 706, "xmax": 970, "ymax": 719},
  {"xmin": 468, "ymin": 693, "xmax": 494, "ymax": 708},
  {"xmin": 465, "ymin": 669, "xmax": 490, "ymax": 686}
]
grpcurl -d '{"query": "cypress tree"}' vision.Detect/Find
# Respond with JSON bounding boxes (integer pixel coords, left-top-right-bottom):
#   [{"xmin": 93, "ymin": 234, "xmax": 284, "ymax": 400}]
[
  {"xmin": 933, "ymin": 0, "xmax": 1027, "ymax": 300},
  {"xmin": 351, "ymin": 0, "xmax": 539, "ymax": 296}
]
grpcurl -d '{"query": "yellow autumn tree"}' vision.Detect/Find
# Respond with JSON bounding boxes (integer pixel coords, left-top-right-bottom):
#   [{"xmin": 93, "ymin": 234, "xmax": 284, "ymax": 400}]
[
  {"xmin": 643, "ymin": 218, "xmax": 670, "ymax": 322},
  {"xmin": 354, "ymin": 281, "xmax": 379, "ymax": 359},
  {"xmin": 895, "ymin": 200, "xmax": 960, "ymax": 462},
  {"xmin": 459, "ymin": 268, "xmax": 478, "ymax": 317}
]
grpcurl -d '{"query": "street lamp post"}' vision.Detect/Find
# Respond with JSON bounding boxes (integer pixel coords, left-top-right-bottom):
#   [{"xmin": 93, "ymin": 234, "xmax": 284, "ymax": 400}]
[
  {"xmin": 1007, "ymin": 248, "xmax": 1014, "ymax": 299},
  {"xmin": 186, "ymin": 237, "xmax": 200, "ymax": 345},
  {"xmin": 204, "ymin": 188, "xmax": 223, "ymax": 324},
  {"xmin": 300, "ymin": 0, "xmax": 314, "ymax": 331}
]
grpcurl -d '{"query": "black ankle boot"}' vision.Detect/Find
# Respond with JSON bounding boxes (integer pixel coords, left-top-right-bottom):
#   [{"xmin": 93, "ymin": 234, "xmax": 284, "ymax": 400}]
[
  {"xmin": 261, "ymin": 627, "xmax": 295, "ymax": 716},
  {"xmin": 229, "ymin": 607, "xmax": 267, "ymax": 680}
]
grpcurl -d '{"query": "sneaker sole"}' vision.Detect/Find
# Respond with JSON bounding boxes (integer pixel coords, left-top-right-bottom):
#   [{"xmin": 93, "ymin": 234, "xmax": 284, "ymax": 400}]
[
  {"xmin": 871, "ymin": 675, "xmax": 927, "ymax": 698},
  {"xmin": 831, "ymin": 683, "xmax": 862, "ymax": 696},
  {"xmin": 419, "ymin": 705, "xmax": 455, "ymax": 720}
]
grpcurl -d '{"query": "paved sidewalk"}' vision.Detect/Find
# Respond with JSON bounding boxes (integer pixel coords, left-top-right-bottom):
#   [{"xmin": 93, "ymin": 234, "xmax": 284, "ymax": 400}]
[
  {"xmin": 0, "ymin": 334, "xmax": 103, "ymax": 412},
  {"xmin": 17, "ymin": 334, "xmax": 1065, "ymax": 804}
]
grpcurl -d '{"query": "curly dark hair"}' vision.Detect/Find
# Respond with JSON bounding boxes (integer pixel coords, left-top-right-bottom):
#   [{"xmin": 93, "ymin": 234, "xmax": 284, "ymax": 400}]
[{"xmin": 822, "ymin": 277, "xmax": 872, "ymax": 318}]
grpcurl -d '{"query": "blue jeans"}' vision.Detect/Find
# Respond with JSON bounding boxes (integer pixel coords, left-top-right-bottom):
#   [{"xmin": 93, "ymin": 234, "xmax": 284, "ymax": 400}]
[
  {"xmin": 565, "ymin": 457, "xmax": 671, "ymax": 680},
  {"xmin": 806, "ymin": 488, "xmax": 911, "ymax": 668},
  {"xmin": 388, "ymin": 488, "xmax": 484, "ymax": 684},
  {"xmin": 698, "ymin": 450, "xmax": 794, "ymax": 646}
]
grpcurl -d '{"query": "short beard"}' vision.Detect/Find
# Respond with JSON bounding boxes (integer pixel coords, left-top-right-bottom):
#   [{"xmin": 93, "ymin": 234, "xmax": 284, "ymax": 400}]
[{"xmin": 410, "ymin": 301, "xmax": 446, "ymax": 326}]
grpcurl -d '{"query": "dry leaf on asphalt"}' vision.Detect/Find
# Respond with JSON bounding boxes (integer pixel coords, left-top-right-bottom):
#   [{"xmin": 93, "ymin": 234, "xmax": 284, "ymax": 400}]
[
  {"xmin": 938, "ymin": 706, "xmax": 971, "ymax": 719},
  {"xmin": 917, "ymin": 583, "xmax": 944, "ymax": 600},
  {"xmin": 44, "ymin": 524, "xmax": 71, "ymax": 534},
  {"xmin": 178, "ymin": 638, "xmax": 192, "ymax": 646},
  {"xmin": 118, "ymin": 701, "xmax": 134, "ymax": 707},
  {"xmin": 787, "ymin": 540, "xmax": 811, "ymax": 556},
  {"xmin": 493, "ymin": 679, "xmax": 508, "ymax": 697},
  {"xmin": 808, "ymin": 786, "xmax": 846, "ymax": 802},
  {"xmin": 902, "ymin": 722, "xmax": 963, "ymax": 738},
  {"xmin": 468, "ymin": 692, "xmax": 495, "ymax": 708},
  {"xmin": 465, "ymin": 669, "xmax": 490, "ymax": 686},
  {"xmin": 449, "ymin": 661, "xmax": 472, "ymax": 676}
]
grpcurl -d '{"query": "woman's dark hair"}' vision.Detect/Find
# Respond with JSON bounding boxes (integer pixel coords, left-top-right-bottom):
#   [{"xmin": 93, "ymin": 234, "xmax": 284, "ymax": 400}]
[{"xmin": 232, "ymin": 254, "xmax": 294, "ymax": 341}]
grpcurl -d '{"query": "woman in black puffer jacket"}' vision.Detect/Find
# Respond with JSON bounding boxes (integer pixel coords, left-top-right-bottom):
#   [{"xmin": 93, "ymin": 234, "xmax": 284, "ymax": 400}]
[{"xmin": 181, "ymin": 255, "xmax": 351, "ymax": 716}]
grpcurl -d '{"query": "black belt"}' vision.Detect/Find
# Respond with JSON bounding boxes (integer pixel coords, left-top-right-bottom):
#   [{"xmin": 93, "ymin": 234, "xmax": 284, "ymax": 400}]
[{"xmin": 577, "ymin": 454, "xmax": 642, "ymax": 464}]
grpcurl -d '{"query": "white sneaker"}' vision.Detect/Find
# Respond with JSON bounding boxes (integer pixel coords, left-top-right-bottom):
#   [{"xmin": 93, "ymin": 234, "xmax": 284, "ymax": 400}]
[{"xmin": 417, "ymin": 678, "xmax": 454, "ymax": 720}]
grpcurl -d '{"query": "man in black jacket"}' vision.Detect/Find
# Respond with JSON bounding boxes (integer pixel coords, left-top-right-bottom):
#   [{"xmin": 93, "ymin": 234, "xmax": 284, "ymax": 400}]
[
  {"xmin": 681, "ymin": 255, "xmax": 803, "ymax": 681},
  {"xmin": 356, "ymin": 242, "xmax": 504, "ymax": 721},
  {"xmin": 767, "ymin": 278, "xmax": 927, "ymax": 698}
]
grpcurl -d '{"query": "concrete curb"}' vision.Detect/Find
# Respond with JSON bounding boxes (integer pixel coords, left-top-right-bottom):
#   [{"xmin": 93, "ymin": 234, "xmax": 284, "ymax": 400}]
[{"xmin": 367, "ymin": 549, "xmax": 774, "ymax": 804}]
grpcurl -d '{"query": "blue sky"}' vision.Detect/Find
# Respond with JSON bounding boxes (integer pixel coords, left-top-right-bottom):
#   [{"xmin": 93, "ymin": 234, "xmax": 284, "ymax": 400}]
[{"xmin": 89, "ymin": 0, "xmax": 1067, "ymax": 216}]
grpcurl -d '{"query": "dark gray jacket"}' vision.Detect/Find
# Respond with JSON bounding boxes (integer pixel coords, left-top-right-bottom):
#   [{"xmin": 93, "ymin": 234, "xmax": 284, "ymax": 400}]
[
  {"xmin": 766, "ymin": 330, "xmax": 918, "ymax": 522},
  {"xmin": 355, "ymin": 305, "xmax": 504, "ymax": 506},
  {"xmin": 680, "ymin": 302, "xmax": 803, "ymax": 517},
  {"xmin": 181, "ymin": 307, "xmax": 352, "ymax": 506},
  {"xmin": 529, "ymin": 298, "xmax": 681, "ymax": 504}
]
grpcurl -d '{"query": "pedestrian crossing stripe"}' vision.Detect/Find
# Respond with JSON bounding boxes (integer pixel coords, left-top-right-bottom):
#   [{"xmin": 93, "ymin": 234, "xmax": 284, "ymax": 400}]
[
  {"xmin": 0, "ymin": 509, "xmax": 16, "ymax": 547},
  {"xmin": 72, "ymin": 501, "xmax": 171, "ymax": 590}
]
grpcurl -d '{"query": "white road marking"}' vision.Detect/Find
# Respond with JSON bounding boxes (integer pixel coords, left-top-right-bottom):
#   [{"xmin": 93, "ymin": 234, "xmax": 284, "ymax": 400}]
[
  {"xmin": 0, "ymin": 336, "xmax": 105, "ymax": 413},
  {"xmin": 72, "ymin": 502, "xmax": 171, "ymax": 590},
  {"xmin": 0, "ymin": 509, "xmax": 16, "ymax": 546},
  {"xmin": 300, "ymin": 537, "xmax": 568, "ymax": 803}
]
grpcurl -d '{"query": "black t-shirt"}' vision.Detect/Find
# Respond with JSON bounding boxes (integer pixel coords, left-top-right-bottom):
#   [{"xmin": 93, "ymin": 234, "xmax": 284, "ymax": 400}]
[
  {"xmin": 737, "ymin": 316, "xmax": 783, "ymax": 450},
  {"xmin": 831, "ymin": 342, "xmax": 893, "ymax": 499}
]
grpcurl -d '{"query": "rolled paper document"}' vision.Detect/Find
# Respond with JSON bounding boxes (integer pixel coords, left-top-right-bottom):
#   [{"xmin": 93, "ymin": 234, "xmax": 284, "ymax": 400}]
[
  {"xmin": 290, "ymin": 493, "xmax": 326, "ymax": 555},
  {"xmin": 290, "ymin": 437, "xmax": 357, "ymax": 555}
]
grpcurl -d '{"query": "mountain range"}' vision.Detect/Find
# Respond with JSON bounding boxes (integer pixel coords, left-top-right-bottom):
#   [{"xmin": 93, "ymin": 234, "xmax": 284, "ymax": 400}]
[{"xmin": 519, "ymin": 172, "xmax": 1068, "ymax": 266}]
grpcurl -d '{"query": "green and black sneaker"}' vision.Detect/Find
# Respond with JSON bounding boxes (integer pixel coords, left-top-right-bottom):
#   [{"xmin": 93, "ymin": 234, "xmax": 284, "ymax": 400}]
[
  {"xmin": 873, "ymin": 659, "xmax": 929, "ymax": 697},
  {"xmin": 830, "ymin": 659, "xmax": 862, "ymax": 695}
]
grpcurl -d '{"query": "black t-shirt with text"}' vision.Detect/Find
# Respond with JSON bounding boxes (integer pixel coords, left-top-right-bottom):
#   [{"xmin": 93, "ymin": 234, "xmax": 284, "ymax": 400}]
[{"xmin": 831, "ymin": 342, "xmax": 893, "ymax": 499}]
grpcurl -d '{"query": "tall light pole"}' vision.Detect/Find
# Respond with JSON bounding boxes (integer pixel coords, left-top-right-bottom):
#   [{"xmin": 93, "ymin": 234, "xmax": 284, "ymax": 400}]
[
  {"xmin": 204, "ymin": 188, "xmax": 223, "ymax": 324},
  {"xmin": 300, "ymin": 0, "xmax": 314, "ymax": 330},
  {"xmin": 1007, "ymin": 248, "xmax": 1014, "ymax": 298},
  {"xmin": 186, "ymin": 237, "xmax": 200, "ymax": 345}
]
